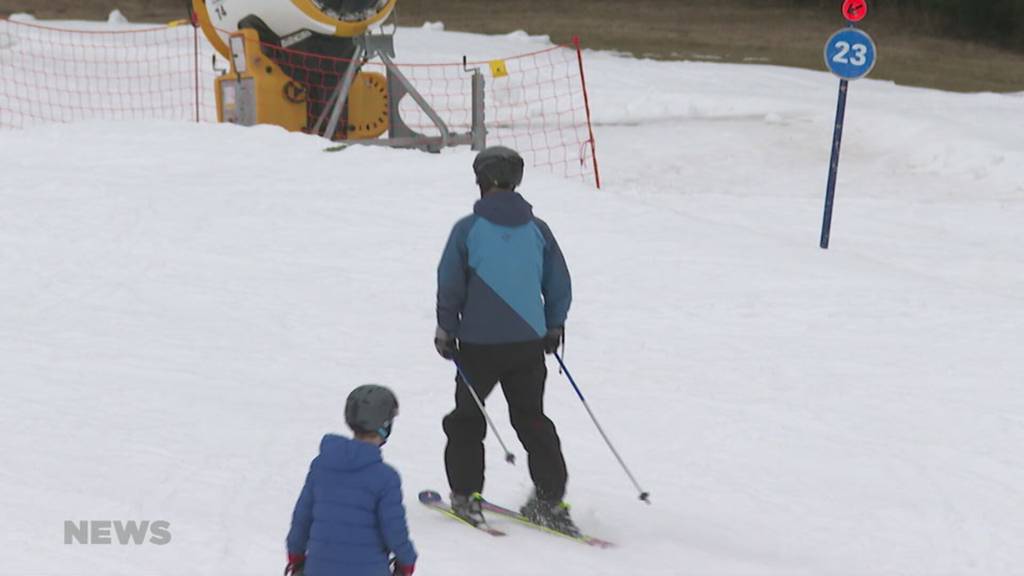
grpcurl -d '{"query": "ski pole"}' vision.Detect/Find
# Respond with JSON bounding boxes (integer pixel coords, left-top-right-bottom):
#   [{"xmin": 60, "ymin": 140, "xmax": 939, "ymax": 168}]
[
  {"xmin": 553, "ymin": 351, "xmax": 650, "ymax": 504},
  {"xmin": 453, "ymin": 358, "xmax": 516, "ymax": 465}
]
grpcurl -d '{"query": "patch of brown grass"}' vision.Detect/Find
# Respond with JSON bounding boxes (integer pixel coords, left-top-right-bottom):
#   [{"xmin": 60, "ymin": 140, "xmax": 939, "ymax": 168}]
[{"xmin": 3, "ymin": 0, "xmax": 1022, "ymax": 92}]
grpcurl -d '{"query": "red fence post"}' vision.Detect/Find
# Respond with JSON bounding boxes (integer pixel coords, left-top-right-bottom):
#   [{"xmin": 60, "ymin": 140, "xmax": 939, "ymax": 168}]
[{"xmin": 572, "ymin": 35, "xmax": 601, "ymax": 189}]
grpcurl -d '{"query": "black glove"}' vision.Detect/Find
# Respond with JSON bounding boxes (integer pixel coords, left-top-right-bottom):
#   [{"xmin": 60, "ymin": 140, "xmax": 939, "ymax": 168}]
[
  {"xmin": 542, "ymin": 326, "xmax": 564, "ymax": 355},
  {"xmin": 434, "ymin": 327, "xmax": 457, "ymax": 360}
]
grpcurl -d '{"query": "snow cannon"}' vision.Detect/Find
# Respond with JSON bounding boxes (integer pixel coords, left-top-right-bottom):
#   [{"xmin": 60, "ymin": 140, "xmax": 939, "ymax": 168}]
[{"xmin": 191, "ymin": 0, "xmax": 486, "ymax": 151}]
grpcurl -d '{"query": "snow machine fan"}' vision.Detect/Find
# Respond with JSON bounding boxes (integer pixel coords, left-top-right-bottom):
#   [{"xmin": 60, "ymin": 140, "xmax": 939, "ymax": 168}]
[
  {"xmin": 192, "ymin": 0, "xmax": 397, "ymax": 56},
  {"xmin": 193, "ymin": 0, "xmax": 486, "ymax": 150}
]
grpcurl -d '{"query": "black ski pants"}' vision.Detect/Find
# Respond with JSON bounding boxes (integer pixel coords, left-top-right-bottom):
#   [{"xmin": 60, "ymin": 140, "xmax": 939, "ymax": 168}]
[{"xmin": 444, "ymin": 340, "xmax": 568, "ymax": 502}]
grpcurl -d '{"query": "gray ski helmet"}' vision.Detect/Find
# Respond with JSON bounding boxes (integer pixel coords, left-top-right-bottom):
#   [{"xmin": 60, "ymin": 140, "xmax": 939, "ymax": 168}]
[
  {"xmin": 345, "ymin": 384, "xmax": 399, "ymax": 439},
  {"xmin": 473, "ymin": 146, "xmax": 524, "ymax": 190}
]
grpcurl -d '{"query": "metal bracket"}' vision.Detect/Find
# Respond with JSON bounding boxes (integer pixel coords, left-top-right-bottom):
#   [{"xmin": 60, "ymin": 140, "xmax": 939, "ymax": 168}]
[{"xmin": 356, "ymin": 33, "xmax": 395, "ymax": 58}]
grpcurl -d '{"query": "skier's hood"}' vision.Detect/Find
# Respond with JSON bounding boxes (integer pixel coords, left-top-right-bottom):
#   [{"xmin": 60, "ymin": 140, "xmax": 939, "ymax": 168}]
[
  {"xmin": 317, "ymin": 433, "xmax": 382, "ymax": 472},
  {"xmin": 473, "ymin": 190, "xmax": 534, "ymax": 227}
]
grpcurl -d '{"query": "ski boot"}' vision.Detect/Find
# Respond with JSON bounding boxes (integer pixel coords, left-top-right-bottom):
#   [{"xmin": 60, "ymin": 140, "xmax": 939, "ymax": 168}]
[
  {"xmin": 450, "ymin": 492, "xmax": 486, "ymax": 527},
  {"xmin": 520, "ymin": 493, "xmax": 581, "ymax": 537}
]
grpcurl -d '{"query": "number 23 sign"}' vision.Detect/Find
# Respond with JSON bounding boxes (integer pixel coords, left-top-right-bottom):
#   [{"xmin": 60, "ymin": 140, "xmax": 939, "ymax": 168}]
[{"xmin": 824, "ymin": 27, "xmax": 877, "ymax": 81}]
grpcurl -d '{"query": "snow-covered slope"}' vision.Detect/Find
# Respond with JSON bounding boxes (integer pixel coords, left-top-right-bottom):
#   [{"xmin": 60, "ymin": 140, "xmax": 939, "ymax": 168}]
[{"xmin": 2, "ymin": 23, "xmax": 1023, "ymax": 576}]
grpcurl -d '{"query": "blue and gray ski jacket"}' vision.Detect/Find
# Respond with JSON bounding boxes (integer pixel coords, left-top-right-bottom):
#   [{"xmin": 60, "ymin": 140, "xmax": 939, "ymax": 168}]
[
  {"xmin": 437, "ymin": 190, "xmax": 571, "ymax": 344},
  {"xmin": 286, "ymin": 434, "xmax": 417, "ymax": 576}
]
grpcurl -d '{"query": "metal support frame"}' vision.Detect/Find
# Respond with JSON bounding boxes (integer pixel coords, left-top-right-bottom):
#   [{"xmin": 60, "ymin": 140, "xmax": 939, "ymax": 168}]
[
  {"xmin": 380, "ymin": 51, "xmax": 452, "ymax": 148},
  {"xmin": 312, "ymin": 32, "xmax": 486, "ymax": 152},
  {"xmin": 313, "ymin": 44, "xmax": 366, "ymax": 138},
  {"xmin": 470, "ymin": 68, "xmax": 486, "ymax": 151}
]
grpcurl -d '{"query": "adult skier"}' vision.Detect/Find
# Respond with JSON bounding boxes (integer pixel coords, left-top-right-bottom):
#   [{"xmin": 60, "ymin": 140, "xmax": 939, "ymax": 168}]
[
  {"xmin": 285, "ymin": 384, "xmax": 417, "ymax": 576},
  {"xmin": 434, "ymin": 146, "xmax": 578, "ymax": 535}
]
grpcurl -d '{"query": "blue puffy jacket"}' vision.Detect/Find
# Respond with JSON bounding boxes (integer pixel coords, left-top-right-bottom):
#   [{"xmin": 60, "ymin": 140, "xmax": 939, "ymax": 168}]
[
  {"xmin": 437, "ymin": 191, "xmax": 572, "ymax": 344},
  {"xmin": 286, "ymin": 435, "xmax": 417, "ymax": 576}
]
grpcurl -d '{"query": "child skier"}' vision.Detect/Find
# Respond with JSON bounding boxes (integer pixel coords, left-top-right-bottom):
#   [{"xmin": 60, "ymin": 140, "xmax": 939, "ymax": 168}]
[{"xmin": 285, "ymin": 384, "xmax": 417, "ymax": 576}]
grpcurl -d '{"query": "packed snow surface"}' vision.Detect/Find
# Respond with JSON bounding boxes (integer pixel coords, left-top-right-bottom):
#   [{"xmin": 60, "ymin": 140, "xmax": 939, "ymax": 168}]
[{"xmin": 2, "ymin": 21, "xmax": 1024, "ymax": 576}]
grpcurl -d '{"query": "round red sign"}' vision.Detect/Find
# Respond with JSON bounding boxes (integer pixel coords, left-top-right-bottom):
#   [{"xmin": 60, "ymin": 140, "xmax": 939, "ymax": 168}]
[{"xmin": 843, "ymin": 0, "xmax": 868, "ymax": 22}]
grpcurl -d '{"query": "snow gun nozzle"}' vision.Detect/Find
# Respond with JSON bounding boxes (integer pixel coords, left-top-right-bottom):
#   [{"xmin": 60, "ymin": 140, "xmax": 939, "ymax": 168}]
[{"xmin": 639, "ymin": 492, "xmax": 651, "ymax": 504}]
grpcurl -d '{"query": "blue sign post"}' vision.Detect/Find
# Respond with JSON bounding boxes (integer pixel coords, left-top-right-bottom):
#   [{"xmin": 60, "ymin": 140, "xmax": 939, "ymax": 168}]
[{"xmin": 820, "ymin": 18, "xmax": 877, "ymax": 249}]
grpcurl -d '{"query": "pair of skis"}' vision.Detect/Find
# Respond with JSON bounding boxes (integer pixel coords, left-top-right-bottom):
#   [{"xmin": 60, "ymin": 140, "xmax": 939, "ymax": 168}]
[{"xmin": 418, "ymin": 490, "xmax": 613, "ymax": 548}]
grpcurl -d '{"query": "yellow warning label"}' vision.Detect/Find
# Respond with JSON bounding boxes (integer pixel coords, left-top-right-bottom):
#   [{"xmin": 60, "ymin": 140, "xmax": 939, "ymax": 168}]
[{"xmin": 489, "ymin": 59, "xmax": 509, "ymax": 78}]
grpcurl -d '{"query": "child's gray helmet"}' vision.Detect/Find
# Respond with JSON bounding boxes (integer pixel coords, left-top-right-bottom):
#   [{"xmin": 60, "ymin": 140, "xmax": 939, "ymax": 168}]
[{"xmin": 345, "ymin": 384, "xmax": 399, "ymax": 439}]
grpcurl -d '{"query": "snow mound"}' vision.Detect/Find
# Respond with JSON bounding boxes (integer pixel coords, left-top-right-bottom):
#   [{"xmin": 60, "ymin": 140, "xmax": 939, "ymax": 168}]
[
  {"xmin": 2, "ymin": 19, "xmax": 1024, "ymax": 576},
  {"xmin": 107, "ymin": 9, "xmax": 128, "ymax": 24}
]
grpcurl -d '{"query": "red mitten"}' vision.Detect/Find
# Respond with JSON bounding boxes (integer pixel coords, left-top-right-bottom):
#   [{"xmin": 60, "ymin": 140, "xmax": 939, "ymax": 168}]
[
  {"xmin": 394, "ymin": 563, "xmax": 415, "ymax": 576},
  {"xmin": 285, "ymin": 553, "xmax": 305, "ymax": 575}
]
